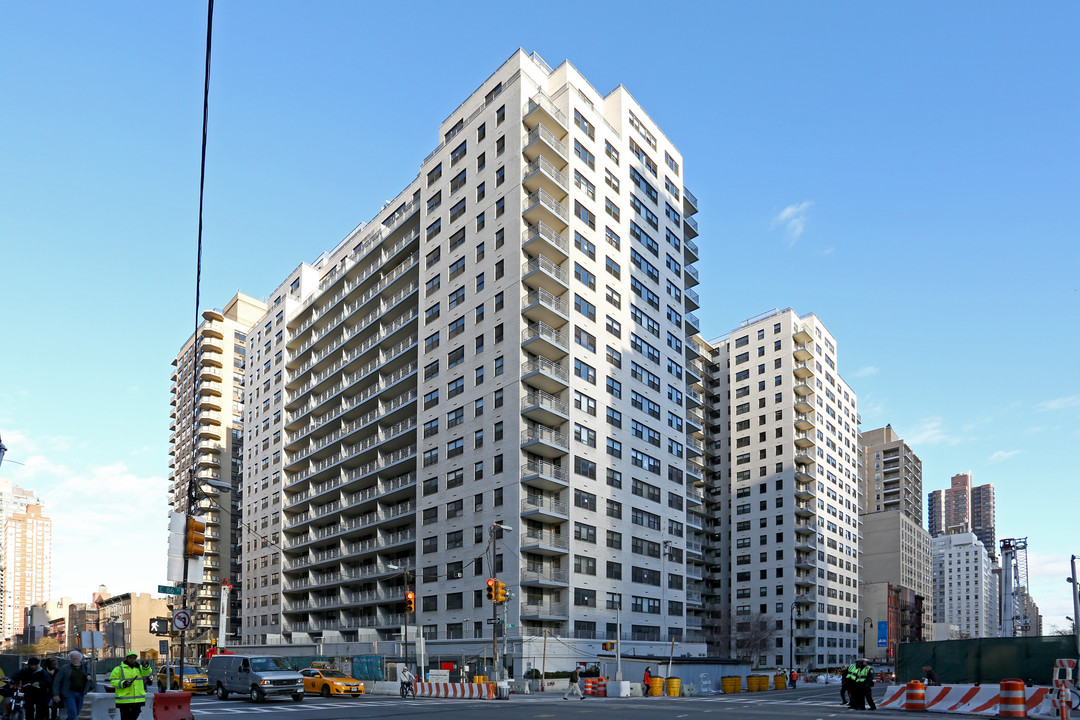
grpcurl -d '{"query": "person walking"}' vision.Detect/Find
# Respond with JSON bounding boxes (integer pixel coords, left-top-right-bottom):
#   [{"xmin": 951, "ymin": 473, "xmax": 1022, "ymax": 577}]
[
  {"xmin": 643, "ymin": 666, "xmax": 653, "ymax": 696},
  {"xmin": 841, "ymin": 660, "xmax": 858, "ymax": 705},
  {"xmin": 41, "ymin": 659, "xmax": 59, "ymax": 720},
  {"xmin": 789, "ymin": 668, "xmax": 798, "ymax": 689},
  {"xmin": 108, "ymin": 651, "xmax": 153, "ymax": 720},
  {"xmin": 53, "ymin": 650, "xmax": 94, "ymax": 719},
  {"xmin": 563, "ymin": 667, "xmax": 584, "ymax": 700},
  {"xmin": 923, "ymin": 666, "xmax": 940, "ymax": 686},
  {"xmin": 12, "ymin": 657, "xmax": 50, "ymax": 720}
]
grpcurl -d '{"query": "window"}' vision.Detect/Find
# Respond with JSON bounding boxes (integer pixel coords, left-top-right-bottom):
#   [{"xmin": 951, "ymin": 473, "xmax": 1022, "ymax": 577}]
[
  {"xmin": 607, "ymin": 530, "xmax": 623, "ymax": 549},
  {"xmin": 574, "ymin": 489, "xmax": 597, "ymax": 511},
  {"xmin": 605, "ymin": 315, "xmax": 621, "ymax": 338},
  {"xmin": 447, "ymin": 407, "xmax": 464, "ymax": 427},
  {"xmin": 574, "ymin": 359, "xmax": 596, "ymax": 384},
  {"xmin": 425, "ymin": 274, "xmax": 441, "ymax": 297},
  {"xmin": 424, "ymin": 361, "xmax": 440, "ymax": 381},
  {"xmin": 448, "ymin": 287, "xmax": 465, "ymax": 309},
  {"xmin": 606, "ymin": 376, "xmax": 622, "ymax": 398},
  {"xmin": 427, "ymin": 163, "xmax": 442, "ymax": 186},
  {"xmin": 606, "ymin": 285, "xmax": 621, "ymax": 308},
  {"xmin": 574, "ymin": 456, "xmax": 597, "ymax": 479},
  {"xmin": 606, "ymin": 438, "xmax": 622, "ymax": 458},
  {"xmin": 630, "ymin": 167, "xmax": 658, "ymax": 203},
  {"xmin": 574, "ymin": 109, "xmax": 595, "ymax": 139},
  {"xmin": 574, "ymin": 588, "xmax": 597, "ymax": 607},
  {"xmin": 574, "ymin": 201, "xmax": 596, "ymax": 229},
  {"xmin": 575, "ymin": 327, "xmax": 596, "ymax": 352},
  {"xmin": 574, "ymin": 423, "xmax": 596, "ymax": 447},
  {"xmin": 606, "ymin": 407, "xmax": 622, "ymax": 428},
  {"xmin": 450, "ymin": 170, "xmax": 467, "ymax": 194},
  {"xmin": 450, "ymin": 140, "xmax": 467, "ymax": 165},
  {"xmin": 606, "ymin": 345, "xmax": 622, "ymax": 368},
  {"xmin": 574, "ymin": 171, "xmax": 596, "ymax": 200},
  {"xmin": 447, "ymin": 438, "xmax": 464, "ymax": 458},
  {"xmin": 449, "ymin": 316, "xmax": 465, "ymax": 339},
  {"xmin": 447, "ymin": 377, "xmax": 464, "ymax": 398},
  {"xmin": 575, "ymin": 294, "xmax": 596, "ymax": 320},
  {"xmin": 574, "ymin": 522, "xmax": 596, "ymax": 543},
  {"xmin": 575, "ymin": 232, "xmax": 596, "ymax": 259},
  {"xmin": 426, "ymin": 218, "xmax": 442, "ymax": 239},
  {"xmin": 574, "ymin": 139, "xmax": 595, "ymax": 169},
  {"xmin": 607, "ymin": 499, "xmax": 623, "ymax": 519},
  {"xmin": 574, "ymin": 390, "xmax": 596, "ymax": 415},
  {"xmin": 427, "ymin": 191, "xmax": 442, "ymax": 213},
  {"xmin": 605, "ymin": 197, "xmax": 621, "ymax": 221}
]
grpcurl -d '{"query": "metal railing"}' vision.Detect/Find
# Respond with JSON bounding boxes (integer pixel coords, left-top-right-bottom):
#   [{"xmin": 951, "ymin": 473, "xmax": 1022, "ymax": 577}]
[{"xmin": 522, "ymin": 222, "xmax": 569, "ymax": 252}]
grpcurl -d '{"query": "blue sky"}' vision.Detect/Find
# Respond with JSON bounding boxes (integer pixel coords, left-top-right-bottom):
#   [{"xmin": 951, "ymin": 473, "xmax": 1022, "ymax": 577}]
[{"xmin": 2, "ymin": 2, "xmax": 1078, "ymax": 627}]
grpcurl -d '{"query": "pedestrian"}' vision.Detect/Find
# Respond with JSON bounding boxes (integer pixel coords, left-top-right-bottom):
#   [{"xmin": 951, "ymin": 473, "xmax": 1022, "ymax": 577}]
[
  {"xmin": 41, "ymin": 659, "xmax": 59, "ymax": 720},
  {"xmin": 54, "ymin": 650, "xmax": 94, "ymax": 719},
  {"xmin": 859, "ymin": 661, "xmax": 877, "ymax": 711},
  {"xmin": 643, "ymin": 666, "xmax": 653, "ymax": 696},
  {"xmin": 790, "ymin": 668, "xmax": 798, "ymax": 689},
  {"xmin": 563, "ymin": 666, "xmax": 584, "ymax": 700},
  {"xmin": 841, "ymin": 660, "xmax": 858, "ymax": 705},
  {"xmin": 922, "ymin": 666, "xmax": 940, "ymax": 686},
  {"xmin": 12, "ymin": 657, "xmax": 51, "ymax": 720},
  {"xmin": 108, "ymin": 651, "xmax": 153, "ymax": 720}
]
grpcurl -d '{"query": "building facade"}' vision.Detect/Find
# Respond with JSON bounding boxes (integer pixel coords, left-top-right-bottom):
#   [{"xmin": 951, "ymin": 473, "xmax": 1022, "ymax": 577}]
[
  {"xmin": 701, "ymin": 308, "xmax": 862, "ymax": 669},
  {"xmin": 97, "ymin": 592, "xmax": 173, "ymax": 658},
  {"xmin": 859, "ymin": 425, "xmax": 922, "ymax": 524},
  {"xmin": 232, "ymin": 50, "xmax": 706, "ymax": 668},
  {"xmin": 927, "ymin": 472, "xmax": 996, "ymax": 558},
  {"xmin": 0, "ymin": 480, "xmax": 41, "ymax": 644},
  {"xmin": 2, "ymin": 504, "xmax": 52, "ymax": 644},
  {"xmin": 931, "ymin": 530, "xmax": 998, "ymax": 638},
  {"xmin": 169, "ymin": 293, "xmax": 266, "ymax": 658}
]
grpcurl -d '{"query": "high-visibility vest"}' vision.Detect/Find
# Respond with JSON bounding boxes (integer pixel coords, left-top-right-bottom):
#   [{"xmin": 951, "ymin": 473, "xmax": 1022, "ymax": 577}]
[{"xmin": 109, "ymin": 663, "xmax": 152, "ymax": 705}]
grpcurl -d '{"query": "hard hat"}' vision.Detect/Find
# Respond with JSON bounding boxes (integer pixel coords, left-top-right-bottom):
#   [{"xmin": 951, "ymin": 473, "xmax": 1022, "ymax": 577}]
[{"xmin": 126, "ymin": 651, "xmax": 138, "ymax": 657}]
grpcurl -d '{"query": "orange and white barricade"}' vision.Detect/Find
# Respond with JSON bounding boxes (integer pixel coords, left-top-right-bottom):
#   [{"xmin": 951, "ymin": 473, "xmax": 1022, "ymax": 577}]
[
  {"xmin": 1000, "ymin": 680, "xmax": 1028, "ymax": 718},
  {"xmin": 414, "ymin": 682, "xmax": 495, "ymax": 699}
]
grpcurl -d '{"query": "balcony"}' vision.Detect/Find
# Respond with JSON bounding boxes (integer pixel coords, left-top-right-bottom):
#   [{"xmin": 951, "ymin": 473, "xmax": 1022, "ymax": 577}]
[
  {"xmin": 683, "ymin": 186, "xmax": 699, "ymax": 215},
  {"xmin": 794, "ymin": 452, "xmax": 815, "ymax": 466},
  {"xmin": 520, "ymin": 529, "xmax": 569, "ymax": 556},
  {"xmin": 523, "ymin": 157, "xmax": 568, "ymax": 200},
  {"xmin": 200, "ymin": 337, "xmax": 223, "ymax": 354},
  {"xmin": 196, "ymin": 394, "xmax": 221, "ymax": 411},
  {"xmin": 520, "ymin": 602, "xmax": 569, "ymax": 620},
  {"xmin": 523, "ymin": 190, "xmax": 569, "ymax": 232},
  {"xmin": 793, "ymin": 325, "xmax": 813, "ymax": 343},
  {"xmin": 793, "ymin": 361, "xmax": 815, "ymax": 379},
  {"xmin": 522, "ymin": 255, "xmax": 569, "ymax": 294},
  {"xmin": 523, "ymin": 93, "xmax": 568, "ymax": 137},
  {"xmin": 685, "ymin": 286, "xmax": 700, "ymax": 311},
  {"xmin": 683, "ymin": 215, "xmax": 699, "ymax": 239},
  {"xmin": 523, "ymin": 124, "xmax": 568, "ymax": 168},
  {"xmin": 794, "ymin": 413, "xmax": 816, "ymax": 431},
  {"xmin": 197, "ymin": 351, "xmax": 222, "ymax": 368},
  {"xmin": 684, "ymin": 263, "xmax": 700, "ymax": 287},
  {"xmin": 795, "ymin": 537, "xmax": 817, "ymax": 553},
  {"xmin": 520, "ymin": 425, "xmax": 569, "ymax": 458},
  {"xmin": 522, "ymin": 222, "xmax": 569, "ymax": 263},
  {"xmin": 793, "ymin": 341, "xmax": 813, "ymax": 362},
  {"xmin": 794, "ymin": 480, "xmax": 815, "ymax": 500},
  {"xmin": 520, "ymin": 495, "xmax": 569, "ymax": 523},
  {"xmin": 198, "ymin": 366, "xmax": 222, "ymax": 384},
  {"xmin": 521, "ymin": 390, "xmax": 569, "ymax": 425},
  {"xmin": 686, "ymin": 388, "xmax": 703, "ymax": 408},
  {"xmin": 794, "ymin": 394, "xmax": 814, "ymax": 414},
  {"xmin": 196, "ymin": 410, "xmax": 222, "ymax": 426},
  {"xmin": 684, "ymin": 237, "xmax": 699, "ymax": 263},
  {"xmin": 521, "ymin": 322, "xmax": 569, "ymax": 361},
  {"xmin": 794, "ymin": 502, "xmax": 814, "ymax": 518},
  {"xmin": 521, "ymin": 356, "xmax": 569, "ymax": 393},
  {"xmin": 794, "ymin": 572, "xmax": 815, "ymax": 587},
  {"xmin": 521, "ymin": 460, "xmax": 569, "ymax": 491},
  {"xmin": 794, "ymin": 431, "xmax": 815, "ymax": 449},
  {"xmin": 795, "ymin": 553, "xmax": 815, "ymax": 570},
  {"xmin": 520, "ymin": 568, "xmax": 569, "ymax": 587},
  {"xmin": 196, "ymin": 424, "xmax": 221, "ymax": 440}
]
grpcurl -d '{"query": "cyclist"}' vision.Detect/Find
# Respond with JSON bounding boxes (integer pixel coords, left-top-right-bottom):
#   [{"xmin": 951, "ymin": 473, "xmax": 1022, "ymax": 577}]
[{"xmin": 399, "ymin": 666, "xmax": 415, "ymax": 699}]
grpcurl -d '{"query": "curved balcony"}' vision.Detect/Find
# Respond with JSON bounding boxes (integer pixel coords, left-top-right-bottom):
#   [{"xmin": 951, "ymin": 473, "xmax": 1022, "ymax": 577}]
[
  {"xmin": 196, "ymin": 410, "xmax": 222, "ymax": 426},
  {"xmin": 684, "ymin": 263, "xmax": 699, "ymax": 287},
  {"xmin": 521, "ymin": 390, "xmax": 569, "ymax": 425},
  {"xmin": 794, "ymin": 502, "xmax": 814, "ymax": 518},
  {"xmin": 198, "ymin": 366, "xmax": 222, "ymax": 384},
  {"xmin": 520, "ymin": 530, "xmax": 569, "ymax": 556},
  {"xmin": 520, "ymin": 495, "xmax": 569, "ymax": 523},
  {"xmin": 684, "ymin": 237, "xmax": 699, "ymax": 263},
  {"xmin": 520, "ymin": 460, "xmax": 569, "ymax": 491},
  {"xmin": 200, "ymin": 337, "xmax": 223, "ymax": 354},
  {"xmin": 522, "ymin": 255, "xmax": 569, "ymax": 295},
  {"xmin": 196, "ymin": 424, "xmax": 221, "ymax": 440},
  {"xmin": 200, "ymin": 321, "xmax": 224, "ymax": 340},
  {"xmin": 520, "ymin": 425, "xmax": 568, "ymax": 458},
  {"xmin": 522, "ymin": 222, "xmax": 569, "ymax": 263},
  {"xmin": 522, "ymin": 356, "xmax": 569, "ymax": 394},
  {"xmin": 197, "ymin": 351, "xmax": 222, "ymax": 368},
  {"xmin": 197, "ymin": 394, "xmax": 221, "ymax": 411},
  {"xmin": 521, "ymin": 322, "xmax": 568, "ymax": 361}
]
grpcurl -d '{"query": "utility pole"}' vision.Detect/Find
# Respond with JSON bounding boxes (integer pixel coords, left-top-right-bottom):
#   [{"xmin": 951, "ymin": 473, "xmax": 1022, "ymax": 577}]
[
  {"xmin": 487, "ymin": 522, "xmax": 512, "ymax": 680},
  {"xmin": 1070, "ymin": 555, "xmax": 1080, "ymax": 658},
  {"xmin": 541, "ymin": 629, "xmax": 548, "ymax": 691},
  {"xmin": 615, "ymin": 599, "xmax": 623, "ymax": 681}
]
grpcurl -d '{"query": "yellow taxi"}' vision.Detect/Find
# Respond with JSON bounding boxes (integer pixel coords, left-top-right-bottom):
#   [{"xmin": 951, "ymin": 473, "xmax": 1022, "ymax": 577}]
[
  {"xmin": 156, "ymin": 665, "xmax": 212, "ymax": 693},
  {"xmin": 300, "ymin": 667, "xmax": 364, "ymax": 696}
]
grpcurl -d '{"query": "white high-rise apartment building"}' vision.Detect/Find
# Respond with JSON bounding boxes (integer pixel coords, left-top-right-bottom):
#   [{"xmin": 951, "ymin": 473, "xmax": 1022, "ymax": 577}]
[
  {"xmin": 932, "ymin": 531, "xmax": 998, "ymax": 638},
  {"xmin": 702, "ymin": 309, "xmax": 861, "ymax": 668},
  {"xmin": 2, "ymin": 504, "xmax": 52, "ymax": 643},
  {"xmin": 169, "ymin": 293, "xmax": 266, "ymax": 657},
  {"xmin": 241, "ymin": 50, "xmax": 706, "ymax": 666}
]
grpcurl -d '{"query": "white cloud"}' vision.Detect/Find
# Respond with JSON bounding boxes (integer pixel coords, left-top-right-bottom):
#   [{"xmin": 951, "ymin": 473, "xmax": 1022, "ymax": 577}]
[
  {"xmin": 905, "ymin": 417, "xmax": 961, "ymax": 447},
  {"xmin": 1, "ymin": 429, "xmax": 169, "ymax": 603},
  {"xmin": 853, "ymin": 366, "xmax": 879, "ymax": 378},
  {"xmin": 988, "ymin": 449, "xmax": 1021, "ymax": 463},
  {"xmin": 1025, "ymin": 552, "xmax": 1079, "ymax": 626},
  {"xmin": 1038, "ymin": 395, "xmax": 1080, "ymax": 411},
  {"xmin": 771, "ymin": 201, "xmax": 814, "ymax": 244}
]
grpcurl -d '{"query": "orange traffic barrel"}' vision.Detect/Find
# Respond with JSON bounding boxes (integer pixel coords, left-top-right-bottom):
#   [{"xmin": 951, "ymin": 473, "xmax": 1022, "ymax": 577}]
[
  {"xmin": 905, "ymin": 680, "xmax": 926, "ymax": 711},
  {"xmin": 999, "ymin": 679, "xmax": 1027, "ymax": 717},
  {"xmin": 584, "ymin": 678, "xmax": 598, "ymax": 695},
  {"xmin": 596, "ymin": 678, "xmax": 607, "ymax": 697}
]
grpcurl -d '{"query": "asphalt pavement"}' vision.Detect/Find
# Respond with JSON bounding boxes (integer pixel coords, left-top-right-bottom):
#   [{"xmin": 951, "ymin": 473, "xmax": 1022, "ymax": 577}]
[{"xmin": 187, "ymin": 683, "xmax": 909, "ymax": 720}]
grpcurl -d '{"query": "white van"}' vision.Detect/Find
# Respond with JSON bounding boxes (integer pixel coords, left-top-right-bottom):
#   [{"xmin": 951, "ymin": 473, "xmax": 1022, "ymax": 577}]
[{"xmin": 206, "ymin": 655, "xmax": 304, "ymax": 702}]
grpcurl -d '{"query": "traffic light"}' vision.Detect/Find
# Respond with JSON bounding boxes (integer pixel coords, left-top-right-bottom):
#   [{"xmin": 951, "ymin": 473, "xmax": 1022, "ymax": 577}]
[
  {"xmin": 405, "ymin": 590, "xmax": 415, "ymax": 613},
  {"xmin": 486, "ymin": 578, "xmax": 496, "ymax": 602},
  {"xmin": 601, "ymin": 641, "xmax": 615, "ymax": 651},
  {"xmin": 185, "ymin": 517, "xmax": 206, "ymax": 556},
  {"xmin": 495, "ymin": 580, "xmax": 507, "ymax": 604}
]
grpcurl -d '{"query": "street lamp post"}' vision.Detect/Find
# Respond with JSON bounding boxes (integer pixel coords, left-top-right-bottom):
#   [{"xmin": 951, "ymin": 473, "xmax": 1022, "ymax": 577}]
[
  {"xmin": 863, "ymin": 617, "xmax": 874, "ymax": 657},
  {"xmin": 1068, "ymin": 556, "xmax": 1080, "ymax": 658},
  {"xmin": 789, "ymin": 602, "xmax": 799, "ymax": 675}
]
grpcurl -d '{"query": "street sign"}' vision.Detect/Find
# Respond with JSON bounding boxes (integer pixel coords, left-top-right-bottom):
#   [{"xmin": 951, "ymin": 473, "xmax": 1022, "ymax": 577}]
[
  {"xmin": 158, "ymin": 585, "xmax": 182, "ymax": 596},
  {"xmin": 159, "ymin": 640, "xmax": 169, "ymax": 655},
  {"xmin": 172, "ymin": 609, "xmax": 192, "ymax": 632},
  {"xmin": 149, "ymin": 617, "xmax": 172, "ymax": 635}
]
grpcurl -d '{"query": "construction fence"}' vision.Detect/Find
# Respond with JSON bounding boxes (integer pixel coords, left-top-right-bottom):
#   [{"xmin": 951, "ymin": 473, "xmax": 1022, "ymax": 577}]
[{"xmin": 898, "ymin": 635, "xmax": 1078, "ymax": 686}]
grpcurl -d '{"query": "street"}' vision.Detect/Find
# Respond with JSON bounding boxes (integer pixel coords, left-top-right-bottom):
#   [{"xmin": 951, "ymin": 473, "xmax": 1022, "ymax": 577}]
[{"xmin": 188, "ymin": 684, "xmax": 905, "ymax": 720}]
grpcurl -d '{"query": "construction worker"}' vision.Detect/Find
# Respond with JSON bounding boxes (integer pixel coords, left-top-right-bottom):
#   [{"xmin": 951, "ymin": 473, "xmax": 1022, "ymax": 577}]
[{"xmin": 108, "ymin": 652, "xmax": 153, "ymax": 720}]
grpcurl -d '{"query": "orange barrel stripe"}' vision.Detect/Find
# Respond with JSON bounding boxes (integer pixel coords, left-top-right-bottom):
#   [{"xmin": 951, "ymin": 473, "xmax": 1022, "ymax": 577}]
[
  {"xmin": 999, "ymin": 679, "xmax": 1027, "ymax": 718},
  {"xmin": 905, "ymin": 680, "xmax": 926, "ymax": 711}
]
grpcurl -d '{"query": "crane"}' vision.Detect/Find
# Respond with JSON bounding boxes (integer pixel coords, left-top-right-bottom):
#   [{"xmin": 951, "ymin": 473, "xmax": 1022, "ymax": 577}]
[{"xmin": 999, "ymin": 538, "xmax": 1030, "ymax": 637}]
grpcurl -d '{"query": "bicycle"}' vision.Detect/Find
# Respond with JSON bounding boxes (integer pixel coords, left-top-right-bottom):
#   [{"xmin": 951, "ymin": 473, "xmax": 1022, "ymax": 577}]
[
  {"xmin": 0, "ymin": 682, "xmax": 26, "ymax": 720},
  {"xmin": 399, "ymin": 680, "xmax": 415, "ymax": 699}
]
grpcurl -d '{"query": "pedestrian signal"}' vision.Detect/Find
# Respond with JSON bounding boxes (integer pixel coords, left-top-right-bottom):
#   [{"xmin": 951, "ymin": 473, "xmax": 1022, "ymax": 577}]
[{"xmin": 185, "ymin": 517, "xmax": 206, "ymax": 556}]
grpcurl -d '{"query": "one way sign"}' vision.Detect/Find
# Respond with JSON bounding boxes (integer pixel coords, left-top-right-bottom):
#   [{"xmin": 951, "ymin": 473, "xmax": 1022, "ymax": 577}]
[{"xmin": 149, "ymin": 617, "xmax": 172, "ymax": 635}]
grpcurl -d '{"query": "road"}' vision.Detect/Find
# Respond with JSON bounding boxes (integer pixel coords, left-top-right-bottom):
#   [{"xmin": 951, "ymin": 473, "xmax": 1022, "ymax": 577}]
[{"xmin": 188, "ymin": 683, "xmax": 904, "ymax": 720}]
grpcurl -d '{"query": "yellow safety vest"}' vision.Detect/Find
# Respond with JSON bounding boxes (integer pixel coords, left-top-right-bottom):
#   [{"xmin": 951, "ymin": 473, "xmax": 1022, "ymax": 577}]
[{"xmin": 109, "ymin": 663, "xmax": 152, "ymax": 705}]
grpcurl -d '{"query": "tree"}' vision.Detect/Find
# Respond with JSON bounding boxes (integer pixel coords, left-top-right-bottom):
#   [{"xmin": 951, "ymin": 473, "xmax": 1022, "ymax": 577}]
[
  {"xmin": 732, "ymin": 613, "xmax": 776, "ymax": 667},
  {"xmin": 34, "ymin": 638, "xmax": 61, "ymax": 655},
  {"xmin": 1049, "ymin": 622, "xmax": 1076, "ymax": 637}
]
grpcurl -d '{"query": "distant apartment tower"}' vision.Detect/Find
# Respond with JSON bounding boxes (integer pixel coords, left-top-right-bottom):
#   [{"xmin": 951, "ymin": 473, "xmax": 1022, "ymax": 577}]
[
  {"xmin": 702, "ymin": 308, "xmax": 862, "ymax": 668},
  {"xmin": 0, "ymin": 480, "xmax": 40, "ymax": 639},
  {"xmin": 859, "ymin": 425, "xmax": 922, "ymax": 523},
  {"xmin": 928, "ymin": 473, "xmax": 996, "ymax": 557},
  {"xmin": 168, "ymin": 292, "xmax": 266, "ymax": 658},
  {"xmin": 248, "ymin": 50, "xmax": 706, "ymax": 666},
  {"xmin": 1, "ymin": 504, "xmax": 52, "ymax": 642},
  {"xmin": 932, "ymin": 530, "xmax": 998, "ymax": 638}
]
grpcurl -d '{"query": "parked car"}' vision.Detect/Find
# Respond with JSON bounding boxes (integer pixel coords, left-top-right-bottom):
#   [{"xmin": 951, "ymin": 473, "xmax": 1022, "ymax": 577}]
[
  {"xmin": 300, "ymin": 668, "xmax": 364, "ymax": 697},
  {"xmin": 157, "ymin": 665, "xmax": 212, "ymax": 693},
  {"xmin": 206, "ymin": 654, "xmax": 304, "ymax": 702}
]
